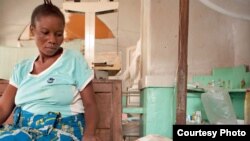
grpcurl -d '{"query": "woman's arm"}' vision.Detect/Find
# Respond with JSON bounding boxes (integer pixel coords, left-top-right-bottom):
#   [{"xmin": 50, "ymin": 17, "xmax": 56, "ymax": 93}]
[
  {"xmin": 0, "ymin": 84, "xmax": 17, "ymax": 124},
  {"xmin": 80, "ymin": 81, "xmax": 100, "ymax": 141}
]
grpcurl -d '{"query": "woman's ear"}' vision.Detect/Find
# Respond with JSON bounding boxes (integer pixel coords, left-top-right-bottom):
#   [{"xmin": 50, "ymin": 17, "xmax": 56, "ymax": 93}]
[{"xmin": 30, "ymin": 25, "xmax": 35, "ymax": 37}]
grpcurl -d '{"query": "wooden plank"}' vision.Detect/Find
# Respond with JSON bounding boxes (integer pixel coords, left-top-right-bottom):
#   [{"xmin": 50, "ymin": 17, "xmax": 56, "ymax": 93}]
[
  {"xmin": 176, "ymin": 0, "xmax": 189, "ymax": 125},
  {"xmin": 94, "ymin": 92, "xmax": 112, "ymax": 128},
  {"xmin": 93, "ymin": 79, "xmax": 122, "ymax": 141},
  {"xmin": 63, "ymin": 1, "xmax": 119, "ymax": 13},
  {"xmin": 93, "ymin": 83, "xmax": 112, "ymax": 92},
  {"xmin": 111, "ymin": 80, "xmax": 122, "ymax": 141}
]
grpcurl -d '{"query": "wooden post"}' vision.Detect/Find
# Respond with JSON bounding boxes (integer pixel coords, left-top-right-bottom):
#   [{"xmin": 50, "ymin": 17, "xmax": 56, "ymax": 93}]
[{"xmin": 176, "ymin": 0, "xmax": 189, "ymax": 124}]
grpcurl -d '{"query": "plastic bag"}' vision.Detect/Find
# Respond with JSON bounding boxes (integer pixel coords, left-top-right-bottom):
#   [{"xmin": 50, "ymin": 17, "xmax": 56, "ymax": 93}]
[
  {"xmin": 201, "ymin": 87, "xmax": 237, "ymax": 124},
  {"xmin": 136, "ymin": 134, "xmax": 172, "ymax": 141}
]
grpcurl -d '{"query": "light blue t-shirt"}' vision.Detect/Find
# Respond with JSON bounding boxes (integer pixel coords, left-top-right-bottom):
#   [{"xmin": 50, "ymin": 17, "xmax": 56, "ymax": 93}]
[{"xmin": 9, "ymin": 48, "xmax": 94, "ymax": 117}]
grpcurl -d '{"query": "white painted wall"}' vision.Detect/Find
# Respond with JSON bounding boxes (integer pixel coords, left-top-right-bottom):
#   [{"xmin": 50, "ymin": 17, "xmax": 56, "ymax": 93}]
[
  {"xmin": 189, "ymin": 0, "xmax": 250, "ymax": 77},
  {"xmin": 0, "ymin": 46, "xmax": 38, "ymax": 79},
  {"xmin": 140, "ymin": 0, "xmax": 250, "ymax": 88},
  {"xmin": 117, "ymin": 0, "xmax": 141, "ymax": 71},
  {"xmin": 0, "ymin": 0, "xmax": 63, "ymax": 47}
]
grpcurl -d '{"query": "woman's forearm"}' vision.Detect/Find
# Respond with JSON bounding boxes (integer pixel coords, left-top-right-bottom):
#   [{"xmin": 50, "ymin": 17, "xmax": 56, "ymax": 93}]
[
  {"xmin": 0, "ymin": 85, "xmax": 17, "ymax": 125},
  {"xmin": 83, "ymin": 103, "xmax": 99, "ymax": 136}
]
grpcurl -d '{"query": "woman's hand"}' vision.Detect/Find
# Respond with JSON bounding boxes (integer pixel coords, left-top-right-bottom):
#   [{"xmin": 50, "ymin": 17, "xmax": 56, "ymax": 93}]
[
  {"xmin": 82, "ymin": 135, "xmax": 101, "ymax": 141},
  {"xmin": 80, "ymin": 81, "xmax": 101, "ymax": 141},
  {"xmin": 0, "ymin": 84, "xmax": 17, "ymax": 125}
]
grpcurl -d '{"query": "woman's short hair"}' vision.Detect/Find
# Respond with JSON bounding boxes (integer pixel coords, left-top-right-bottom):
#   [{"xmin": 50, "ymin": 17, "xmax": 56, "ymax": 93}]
[{"xmin": 31, "ymin": 0, "xmax": 65, "ymax": 27}]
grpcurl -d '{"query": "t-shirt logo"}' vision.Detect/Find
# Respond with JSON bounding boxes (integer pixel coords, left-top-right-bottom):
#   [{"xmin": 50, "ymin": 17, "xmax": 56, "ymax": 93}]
[{"xmin": 47, "ymin": 78, "xmax": 55, "ymax": 83}]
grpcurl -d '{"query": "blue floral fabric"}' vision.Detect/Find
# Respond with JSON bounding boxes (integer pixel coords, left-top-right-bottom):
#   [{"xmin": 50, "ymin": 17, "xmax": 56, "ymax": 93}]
[{"xmin": 0, "ymin": 107, "xmax": 85, "ymax": 141}]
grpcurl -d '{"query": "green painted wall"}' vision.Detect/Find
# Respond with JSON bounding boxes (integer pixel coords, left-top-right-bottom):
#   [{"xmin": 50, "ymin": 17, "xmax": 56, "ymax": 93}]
[
  {"xmin": 192, "ymin": 65, "xmax": 250, "ymax": 89},
  {"xmin": 122, "ymin": 65, "xmax": 248, "ymax": 139},
  {"xmin": 187, "ymin": 90, "xmax": 245, "ymax": 122},
  {"xmin": 139, "ymin": 86, "xmax": 246, "ymax": 139},
  {"xmin": 141, "ymin": 87, "xmax": 176, "ymax": 138},
  {"xmin": 187, "ymin": 65, "xmax": 249, "ymax": 122},
  {"xmin": 186, "ymin": 92, "xmax": 207, "ymax": 120}
]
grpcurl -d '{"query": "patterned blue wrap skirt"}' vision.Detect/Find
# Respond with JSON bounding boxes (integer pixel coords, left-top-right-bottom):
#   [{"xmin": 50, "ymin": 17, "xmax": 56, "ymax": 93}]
[{"xmin": 0, "ymin": 107, "xmax": 85, "ymax": 141}]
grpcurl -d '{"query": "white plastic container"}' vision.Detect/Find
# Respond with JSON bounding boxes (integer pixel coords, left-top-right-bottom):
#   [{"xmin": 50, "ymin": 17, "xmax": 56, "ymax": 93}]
[{"xmin": 201, "ymin": 87, "xmax": 237, "ymax": 124}]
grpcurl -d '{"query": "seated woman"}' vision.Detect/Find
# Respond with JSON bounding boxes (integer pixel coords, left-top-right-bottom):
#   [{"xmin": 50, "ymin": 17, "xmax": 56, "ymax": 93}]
[{"xmin": 0, "ymin": 0, "xmax": 100, "ymax": 141}]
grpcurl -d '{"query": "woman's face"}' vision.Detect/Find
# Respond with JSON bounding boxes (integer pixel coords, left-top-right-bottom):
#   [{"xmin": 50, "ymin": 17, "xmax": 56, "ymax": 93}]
[{"xmin": 31, "ymin": 15, "xmax": 64, "ymax": 57}]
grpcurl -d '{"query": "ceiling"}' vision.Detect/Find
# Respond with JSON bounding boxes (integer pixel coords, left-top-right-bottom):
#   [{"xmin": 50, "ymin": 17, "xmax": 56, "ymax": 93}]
[{"xmin": 200, "ymin": 0, "xmax": 250, "ymax": 21}]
